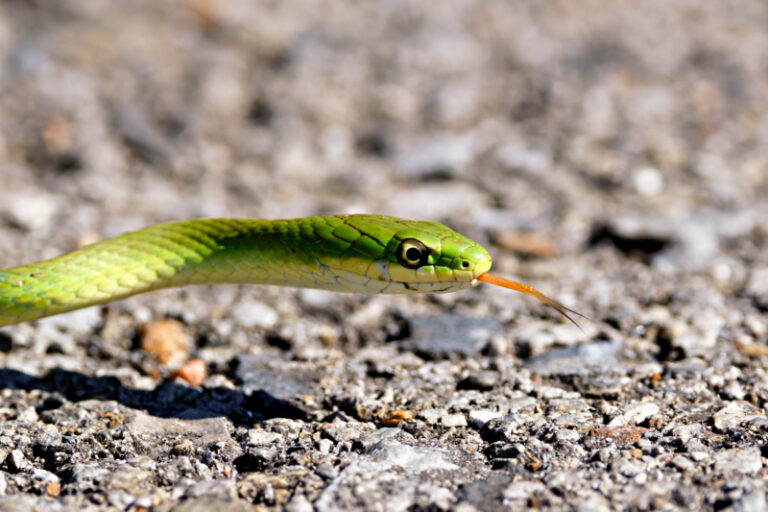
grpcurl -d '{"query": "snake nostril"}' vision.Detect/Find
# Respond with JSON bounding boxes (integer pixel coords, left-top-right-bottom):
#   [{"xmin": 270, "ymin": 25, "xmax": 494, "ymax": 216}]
[{"xmin": 461, "ymin": 261, "xmax": 469, "ymax": 269}]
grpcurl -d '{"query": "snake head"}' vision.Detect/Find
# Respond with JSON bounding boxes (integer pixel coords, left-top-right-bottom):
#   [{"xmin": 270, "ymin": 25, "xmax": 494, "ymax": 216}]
[
  {"xmin": 312, "ymin": 215, "xmax": 491, "ymax": 294},
  {"xmin": 380, "ymin": 224, "xmax": 492, "ymax": 293},
  {"xmin": 354, "ymin": 217, "xmax": 492, "ymax": 293}
]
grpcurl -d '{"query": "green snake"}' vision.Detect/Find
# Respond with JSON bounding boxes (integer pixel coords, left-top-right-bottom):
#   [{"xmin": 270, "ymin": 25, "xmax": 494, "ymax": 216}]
[{"xmin": 0, "ymin": 215, "xmax": 580, "ymax": 327}]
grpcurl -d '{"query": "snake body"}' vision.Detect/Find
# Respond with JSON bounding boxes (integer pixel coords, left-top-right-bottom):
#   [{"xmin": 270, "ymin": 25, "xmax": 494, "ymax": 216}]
[{"xmin": 0, "ymin": 214, "xmax": 579, "ymax": 327}]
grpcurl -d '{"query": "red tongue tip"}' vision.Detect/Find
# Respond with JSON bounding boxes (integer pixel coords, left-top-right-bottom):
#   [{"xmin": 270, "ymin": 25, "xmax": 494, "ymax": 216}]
[{"xmin": 477, "ymin": 273, "xmax": 587, "ymax": 328}]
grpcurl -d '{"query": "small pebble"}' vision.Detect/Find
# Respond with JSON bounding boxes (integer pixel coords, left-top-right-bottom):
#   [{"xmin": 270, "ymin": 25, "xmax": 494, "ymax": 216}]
[
  {"xmin": 170, "ymin": 359, "xmax": 207, "ymax": 387},
  {"xmin": 468, "ymin": 410, "xmax": 502, "ymax": 428},
  {"xmin": 633, "ymin": 166, "xmax": 663, "ymax": 197},
  {"xmin": 140, "ymin": 319, "xmax": 192, "ymax": 365},
  {"xmin": 607, "ymin": 401, "xmax": 660, "ymax": 427},
  {"xmin": 440, "ymin": 414, "xmax": 467, "ymax": 428},
  {"xmin": 671, "ymin": 455, "xmax": 695, "ymax": 472},
  {"xmin": 230, "ymin": 300, "xmax": 279, "ymax": 329},
  {"xmin": 380, "ymin": 410, "xmax": 415, "ymax": 427}
]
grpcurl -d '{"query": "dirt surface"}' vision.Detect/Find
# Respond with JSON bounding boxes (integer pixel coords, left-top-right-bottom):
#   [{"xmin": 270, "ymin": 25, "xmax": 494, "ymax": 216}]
[{"xmin": 1, "ymin": 1, "xmax": 768, "ymax": 510}]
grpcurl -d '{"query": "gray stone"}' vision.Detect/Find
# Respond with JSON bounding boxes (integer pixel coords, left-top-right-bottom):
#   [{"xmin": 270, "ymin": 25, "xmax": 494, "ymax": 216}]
[
  {"xmin": 418, "ymin": 408, "xmax": 446, "ymax": 425},
  {"xmin": 316, "ymin": 461, "xmax": 339, "ymax": 480},
  {"xmin": 246, "ymin": 429, "xmax": 283, "ymax": 447},
  {"xmin": 482, "ymin": 414, "xmax": 530, "ymax": 441},
  {"xmin": 66, "ymin": 462, "xmax": 112, "ymax": 488},
  {"xmin": 297, "ymin": 289, "xmax": 341, "ymax": 310},
  {"xmin": 596, "ymin": 446, "xmax": 617, "ymax": 463},
  {"xmin": 322, "ymin": 422, "xmax": 377, "ymax": 445},
  {"xmin": 2, "ymin": 193, "xmax": 60, "ymax": 232},
  {"xmin": 101, "ymin": 462, "xmax": 154, "ymax": 491},
  {"xmin": 170, "ymin": 496, "xmax": 252, "ymax": 512},
  {"xmin": 714, "ymin": 447, "xmax": 763, "ymax": 475},
  {"xmin": 126, "ymin": 411, "xmax": 232, "ymax": 445},
  {"xmin": 134, "ymin": 494, "xmax": 157, "ymax": 509},
  {"xmin": 106, "ymin": 490, "xmax": 135, "ymax": 510},
  {"xmin": 230, "ymin": 301, "xmax": 278, "ymax": 329},
  {"xmin": 507, "ymin": 396, "xmax": 538, "ymax": 414},
  {"xmin": 399, "ymin": 315, "xmax": 501, "ymax": 359},
  {"xmin": 502, "ymin": 480, "xmax": 545, "ymax": 500},
  {"xmin": 0, "ymin": 496, "xmax": 65, "ymax": 512},
  {"xmin": 528, "ymin": 341, "xmax": 620, "ymax": 368},
  {"xmin": 15, "ymin": 407, "xmax": 38, "ymax": 424},
  {"xmin": 6, "ymin": 449, "xmax": 31, "ymax": 473},
  {"xmin": 183, "ymin": 479, "xmax": 237, "ymax": 500},
  {"xmin": 735, "ymin": 491, "xmax": 767, "ymax": 512},
  {"xmin": 671, "ymin": 455, "xmax": 695, "ymax": 472},
  {"xmin": 713, "ymin": 401, "xmax": 763, "ymax": 432},
  {"xmin": 670, "ymin": 423, "xmax": 702, "ymax": 444},
  {"xmin": 458, "ymin": 474, "xmax": 511, "ymax": 510},
  {"xmin": 555, "ymin": 428, "xmax": 580, "ymax": 443},
  {"xmin": 233, "ymin": 355, "xmax": 321, "ymax": 400},
  {"xmin": 415, "ymin": 484, "xmax": 455, "ymax": 510},
  {"xmin": 607, "ymin": 401, "xmax": 660, "ymax": 427},
  {"xmin": 285, "ymin": 494, "xmax": 314, "ymax": 512},
  {"xmin": 367, "ymin": 439, "xmax": 459, "ymax": 473},
  {"xmin": 468, "ymin": 410, "xmax": 503, "ymax": 428},
  {"xmin": 747, "ymin": 267, "xmax": 768, "ymax": 297},
  {"xmin": 458, "ymin": 370, "xmax": 500, "ymax": 391},
  {"xmin": 613, "ymin": 459, "xmax": 645, "ymax": 478},
  {"xmin": 576, "ymin": 492, "xmax": 611, "ymax": 512}
]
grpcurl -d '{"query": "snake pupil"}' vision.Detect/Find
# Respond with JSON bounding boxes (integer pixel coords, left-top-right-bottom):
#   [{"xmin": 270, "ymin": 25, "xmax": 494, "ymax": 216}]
[{"xmin": 396, "ymin": 238, "xmax": 429, "ymax": 269}]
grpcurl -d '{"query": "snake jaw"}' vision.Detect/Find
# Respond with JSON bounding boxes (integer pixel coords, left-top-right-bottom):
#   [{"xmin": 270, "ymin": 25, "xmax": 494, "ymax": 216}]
[{"xmin": 477, "ymin": 272, "xmax": 586, "ymax": 327}]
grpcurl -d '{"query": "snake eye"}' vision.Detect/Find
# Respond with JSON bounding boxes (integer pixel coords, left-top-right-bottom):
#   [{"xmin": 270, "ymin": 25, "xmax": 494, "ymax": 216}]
[{"xmin": 396, "ymin": 238, "xmax": 429, "ymax": 269}]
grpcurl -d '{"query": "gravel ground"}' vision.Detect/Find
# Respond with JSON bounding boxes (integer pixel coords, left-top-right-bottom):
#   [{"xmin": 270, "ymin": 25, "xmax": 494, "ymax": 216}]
[{"xmin": 1, "ymin": 1, "xmax": 768, "ymax": 510}]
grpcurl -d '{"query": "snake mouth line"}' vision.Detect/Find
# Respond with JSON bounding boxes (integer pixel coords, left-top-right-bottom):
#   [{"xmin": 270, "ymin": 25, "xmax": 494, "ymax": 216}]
[{"xmin": 401, "ymin": 282, "xmax": 453, "ymax": 293}]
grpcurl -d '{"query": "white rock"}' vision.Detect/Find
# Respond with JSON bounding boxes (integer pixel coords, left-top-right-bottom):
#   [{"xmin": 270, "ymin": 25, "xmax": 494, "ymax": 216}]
[
  {"xmin": 712, "ymin": 401, "xmax": 763, "ymax": 432},
  {"xmin": 633, "ymin": 166, "xmax": 663, "ymax": 196},
  {"xmin": 247, "ymin": 429, "xmax": 283, "ymax": 447},
  {"xmin": 607, "ymin": 401, "xmax": 660, "ymax": 427},
  {"xmin": 502, "ymin": 480, "xmax": 546, "ymax": 500},
  {"xmin": 231, "ymin": 301, "xmax": 279, "ymax": 329},
  {"xmin": 440, "ymin": 414, "xmax": 467, "ymax": 428},
  {"xmin": 468, "ymin": 410, "xmax": 502, "ymax": 428}
]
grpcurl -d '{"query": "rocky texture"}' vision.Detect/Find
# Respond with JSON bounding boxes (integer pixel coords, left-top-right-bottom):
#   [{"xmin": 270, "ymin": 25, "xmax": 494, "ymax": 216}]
[{"xmin": 1, "ymin": 0, "xmax": 768, "ymax": 510}]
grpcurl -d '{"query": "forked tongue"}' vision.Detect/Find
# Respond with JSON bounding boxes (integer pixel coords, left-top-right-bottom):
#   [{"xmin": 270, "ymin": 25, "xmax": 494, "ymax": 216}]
[{"xmin": 477, "ymin": 273, "xmax": 586, "ymax": 328}]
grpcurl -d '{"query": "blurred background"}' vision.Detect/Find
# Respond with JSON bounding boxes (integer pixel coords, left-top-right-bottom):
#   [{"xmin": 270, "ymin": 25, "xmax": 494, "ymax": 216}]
[{"xmin": 1, "ymin": 0, "xmax": 767, "ymax": 349}]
